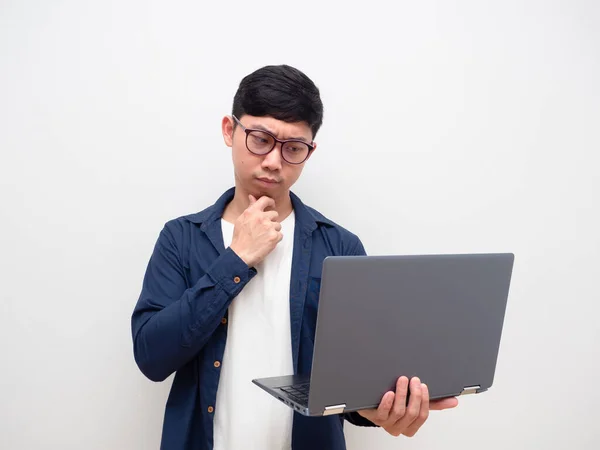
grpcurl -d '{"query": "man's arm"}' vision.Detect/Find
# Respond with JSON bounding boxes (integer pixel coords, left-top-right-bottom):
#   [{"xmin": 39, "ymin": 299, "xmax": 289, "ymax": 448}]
[{"xmin": 131, "ymin": 224, "xmax": 256, "ymax": 382}]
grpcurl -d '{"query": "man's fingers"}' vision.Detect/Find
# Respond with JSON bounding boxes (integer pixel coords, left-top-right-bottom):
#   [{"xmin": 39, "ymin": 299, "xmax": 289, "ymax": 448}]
[
  {"xmin": 358, "ymin": 391, "xmax": 393, "ymax": 424},
  {"xmin": 356, "ymin": 391, "xmax": 394, "ymax": 422},
  {"xmin": 390, "ymin": 377, "xmax": 422, "ymax": 434},
  {"xmin": 430, "ymin": 397, "xmax": 459, "ymax": 410},
  {"xmin": 250, "ymin": 196, "xmax": 276, "ymax": 211},
  {"xmin": 265, "ymin": 210, "xmax": 279, "ymax": 222},
  {"xmin": 404, "ymin": 378, "xmax": 422, "ymax": 425},
  {"xmin": 403, "ymin": 383, "xmax": 430, "ymax": 437},
  {"xmin": 248, "ymin": 194, "xmax": 257, "ymax": 205},
  {"xmin": 388, "ymin": 376, "xmax": 408, "ymax": 424},
  {"xmin": 360, "ymin": 378, "xmax": 459, "ymax": 436},
  {"xmin": 375, "ymin": 391, "xmax": 395, "ymax": 423}
]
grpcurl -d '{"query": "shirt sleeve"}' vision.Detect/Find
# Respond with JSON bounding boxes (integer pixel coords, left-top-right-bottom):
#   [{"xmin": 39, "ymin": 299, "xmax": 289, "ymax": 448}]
[
  {"xmin": 131, "ymin": 224, "xmax": 256, "ymax": 382},
  {"xmin": 348, "ymin": 235, "xmax": 367, "ymax": 256}
]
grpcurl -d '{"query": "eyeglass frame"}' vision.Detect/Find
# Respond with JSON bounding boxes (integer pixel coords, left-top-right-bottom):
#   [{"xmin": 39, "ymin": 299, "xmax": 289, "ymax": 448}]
[{"xmin": 232, "ymin": 115, "xmax": 315, "ymax": 165}]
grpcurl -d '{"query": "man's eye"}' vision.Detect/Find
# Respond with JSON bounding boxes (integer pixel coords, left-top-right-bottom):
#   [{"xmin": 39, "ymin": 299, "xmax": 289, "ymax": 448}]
[{"xmin": 252, "ymin": 135, "xmax": 269, "ymax": 145}]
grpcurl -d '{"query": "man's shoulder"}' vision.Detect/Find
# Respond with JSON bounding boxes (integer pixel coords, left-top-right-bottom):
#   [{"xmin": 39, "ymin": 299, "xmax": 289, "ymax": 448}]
[
  {"xmin": 155, "ymin": 207, "xmax": 214, "ymax": 247},
  {"xmin": 303, "ymin": 203, "xmax": 363, "ymax": 249},
  {"xmin": 162, "ymin": 199, "xmax": 221, "ymax": 232},
  {"xmin": 162, "ymin": 187, "xmax": 234, "ymax": 234}
]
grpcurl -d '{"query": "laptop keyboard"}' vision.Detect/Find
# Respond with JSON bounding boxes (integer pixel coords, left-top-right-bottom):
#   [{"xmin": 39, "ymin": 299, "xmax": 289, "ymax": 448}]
[{"xmin": 280, "ymin": 383, "xmax": 310, "ymax": 406}]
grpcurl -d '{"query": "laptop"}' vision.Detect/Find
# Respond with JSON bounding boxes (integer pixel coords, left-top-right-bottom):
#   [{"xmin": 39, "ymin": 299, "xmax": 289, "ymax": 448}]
[{"xmin": 253, "ymin": 253, "xmax": 515, "ymax": 417}]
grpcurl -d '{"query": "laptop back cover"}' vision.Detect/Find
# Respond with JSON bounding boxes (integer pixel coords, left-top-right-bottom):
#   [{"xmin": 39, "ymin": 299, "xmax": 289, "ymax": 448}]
[{"xmin": 307, "ymin": 253, "xmax": 514, "ymax": 415}]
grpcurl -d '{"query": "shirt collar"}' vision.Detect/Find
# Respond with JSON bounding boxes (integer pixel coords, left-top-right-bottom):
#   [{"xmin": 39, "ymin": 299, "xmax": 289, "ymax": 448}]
[{"xmin": 183, "ymin": 187, "xmax": 336, "ymax": 233}]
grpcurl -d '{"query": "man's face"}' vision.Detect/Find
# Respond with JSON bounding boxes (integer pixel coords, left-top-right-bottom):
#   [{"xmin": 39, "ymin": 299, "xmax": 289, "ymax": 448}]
[{"xmin": 222, "ymin": 114, "xmax": 316, "ymax": 199}]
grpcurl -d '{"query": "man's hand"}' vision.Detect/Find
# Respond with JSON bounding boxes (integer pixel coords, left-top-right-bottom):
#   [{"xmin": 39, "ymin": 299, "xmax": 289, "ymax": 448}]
[
  {"xmin": 357, "ymin": 376, "xmax": 459, "ymax": 437},
  {"xmin": 230, "ymin": 195, "xmax": 282, "ymax": 267}
]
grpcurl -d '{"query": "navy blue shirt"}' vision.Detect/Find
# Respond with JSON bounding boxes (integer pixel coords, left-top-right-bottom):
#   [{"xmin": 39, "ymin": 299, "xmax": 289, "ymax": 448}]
[{"xmin": 131, "ymin": 187, "xmax": 375, "ymax": 450}]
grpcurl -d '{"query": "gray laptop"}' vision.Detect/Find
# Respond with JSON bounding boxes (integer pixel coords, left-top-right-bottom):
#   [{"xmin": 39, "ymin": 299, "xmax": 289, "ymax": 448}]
[{"xmin": 253, "ymin": 253, "xmax": 514, "ymax": 417}]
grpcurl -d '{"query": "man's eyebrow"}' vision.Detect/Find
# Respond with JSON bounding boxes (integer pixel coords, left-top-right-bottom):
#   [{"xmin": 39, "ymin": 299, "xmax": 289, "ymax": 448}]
[{"xmin": 250, "ymin": 123, "xmax": 310, "ymax": 143}]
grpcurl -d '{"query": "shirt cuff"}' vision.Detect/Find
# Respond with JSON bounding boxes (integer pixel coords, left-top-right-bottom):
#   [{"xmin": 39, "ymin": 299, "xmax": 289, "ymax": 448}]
[
  {"xmin": 344, "ymin": 411, "xmax": 379, "ymax": 427},
  {"xmin": 208, "ymin": 247, "xmax": 257, "ymax": 296}
]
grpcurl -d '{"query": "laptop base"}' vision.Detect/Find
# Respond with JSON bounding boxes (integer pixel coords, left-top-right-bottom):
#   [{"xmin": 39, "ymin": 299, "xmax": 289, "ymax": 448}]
[{"xmin": 252, "ymin": 374, "xmax": 312, "ymax": 416}]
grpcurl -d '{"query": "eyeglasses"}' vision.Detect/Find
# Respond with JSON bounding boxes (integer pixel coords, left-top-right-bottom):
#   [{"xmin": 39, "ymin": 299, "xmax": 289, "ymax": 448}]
[{"xmin": 232, "ymin": 115, "xmax": 314, "ymax": 165}]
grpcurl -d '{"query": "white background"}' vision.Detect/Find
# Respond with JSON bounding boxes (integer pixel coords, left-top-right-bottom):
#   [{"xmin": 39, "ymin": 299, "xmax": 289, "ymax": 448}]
[{"xmin": 1, "ymin": 1, "xmax": 599, "ymax": 449}]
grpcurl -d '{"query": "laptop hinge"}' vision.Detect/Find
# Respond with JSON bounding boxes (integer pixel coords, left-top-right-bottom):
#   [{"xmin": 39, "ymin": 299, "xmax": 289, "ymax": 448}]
[
  {"xmin": 460, "ymin": 385, "xmax": 481, "ymax": 396},
  {"xmin": 323, "ymin": 404, "xmax": 346, "ymax": 416}
]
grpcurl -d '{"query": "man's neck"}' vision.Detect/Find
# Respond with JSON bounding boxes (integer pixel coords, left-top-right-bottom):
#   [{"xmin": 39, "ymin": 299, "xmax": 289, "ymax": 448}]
[{"xmin": 222, "ymin": 186, "xmax": 294, "ymax": 224}]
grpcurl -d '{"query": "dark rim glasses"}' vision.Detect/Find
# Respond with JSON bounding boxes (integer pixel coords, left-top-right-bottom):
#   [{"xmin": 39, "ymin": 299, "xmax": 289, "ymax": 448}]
[{"xmin": 232, "ymin": 115, "xmax": 314, "ymax": 165}]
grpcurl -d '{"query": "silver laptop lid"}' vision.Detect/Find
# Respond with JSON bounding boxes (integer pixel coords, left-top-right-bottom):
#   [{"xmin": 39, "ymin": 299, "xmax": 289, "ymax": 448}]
[{"xmin": 307, "ymin": 253, "xmax": 514, "ymax": 415}]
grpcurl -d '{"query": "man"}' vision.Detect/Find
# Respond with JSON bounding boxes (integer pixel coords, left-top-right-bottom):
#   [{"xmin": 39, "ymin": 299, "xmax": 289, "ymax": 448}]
[{"xmin": 131, "ymin": 64, "xmax": 458, "ymax": 450}]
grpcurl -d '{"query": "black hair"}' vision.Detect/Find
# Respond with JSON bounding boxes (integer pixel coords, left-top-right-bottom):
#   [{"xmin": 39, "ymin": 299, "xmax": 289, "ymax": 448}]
[{"xmin": 232, "ymin": 64, "xmax": 324, "ymax": 137}]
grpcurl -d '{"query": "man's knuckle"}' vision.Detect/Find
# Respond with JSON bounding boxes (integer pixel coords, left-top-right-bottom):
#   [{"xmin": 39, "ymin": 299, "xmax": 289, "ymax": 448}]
[
  {"xmin": 383, "ymin": 414, "xmax": 398, "ymax": 428},
  {"xmin": 407, "ymin": 407, "xmax": 419, "ymax": 420},
  {"xmin": 388, "ymin": 410, "xmax": 401, "ymax": 422}
]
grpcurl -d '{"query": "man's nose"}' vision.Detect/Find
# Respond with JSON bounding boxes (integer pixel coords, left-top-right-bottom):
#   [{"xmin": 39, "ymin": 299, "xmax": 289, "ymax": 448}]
[{"xmin": 261, "ymin": 144, "xmax": 283, "ymax": 171}]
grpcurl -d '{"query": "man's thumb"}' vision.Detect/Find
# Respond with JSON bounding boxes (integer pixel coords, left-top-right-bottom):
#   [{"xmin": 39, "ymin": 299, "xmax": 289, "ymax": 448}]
[{"xmin": 249, "ymin": 194, "xmax": 257, "ymax": 205}]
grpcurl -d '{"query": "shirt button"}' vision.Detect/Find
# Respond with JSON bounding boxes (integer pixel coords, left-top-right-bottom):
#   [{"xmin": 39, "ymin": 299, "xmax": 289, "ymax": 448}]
[
  {"xmin": 214, "ymin": 361, "xmax": 221, "ymax": 368},
  {"xmin": 208, "ymin": 406, "xmax": 214, "ymax": 413},
  {"xmin": 221, "ymin": 317, "xmax": 227, "ymax": 325},
  {"xmin": 233, "ymin": 276, "xmax": 241, "ymax": 284}
]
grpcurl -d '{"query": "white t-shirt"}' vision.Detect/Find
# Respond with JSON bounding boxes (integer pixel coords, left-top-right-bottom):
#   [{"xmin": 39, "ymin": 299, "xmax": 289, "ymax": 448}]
[{"xmin": 214, "ymin": 211, "xmax": 296, "ymax": 450}]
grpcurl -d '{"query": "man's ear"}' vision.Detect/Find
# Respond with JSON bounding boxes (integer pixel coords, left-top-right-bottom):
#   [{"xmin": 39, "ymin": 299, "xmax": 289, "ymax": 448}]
[{"xmin": 222, "ymin": 116, "xmax": 234, "ymax": 147}]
